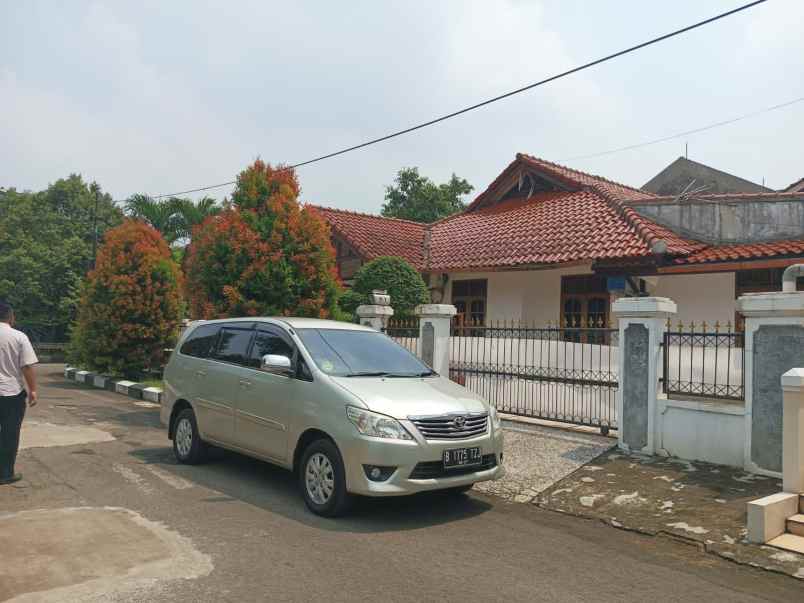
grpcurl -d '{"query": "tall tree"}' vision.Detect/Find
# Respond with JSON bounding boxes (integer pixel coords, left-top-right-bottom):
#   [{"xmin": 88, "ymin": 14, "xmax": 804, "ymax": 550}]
[
  {"xmin": 0, "ymin": 176, "xmax": 122, "ymax": 342},
  {"xmin": 184, "ymin": 160, "xmax": 341, "ymax": 319},
  {"xmin": 69, "ymin": 220, "xmax": 183, "ymax": 377},
  {"xmin": 172, "ymin": 196, "xmax": 220, "ymax": 240},
  {"xmin": 381, "ymin": 167, "xmax": 473, "ymax": 223}
]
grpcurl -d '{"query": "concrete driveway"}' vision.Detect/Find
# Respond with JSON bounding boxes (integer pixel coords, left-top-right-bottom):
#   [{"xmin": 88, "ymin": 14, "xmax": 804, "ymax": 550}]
[{"xmin": 0, "ymin": 366, "xmax": 801, "ymax": 602}]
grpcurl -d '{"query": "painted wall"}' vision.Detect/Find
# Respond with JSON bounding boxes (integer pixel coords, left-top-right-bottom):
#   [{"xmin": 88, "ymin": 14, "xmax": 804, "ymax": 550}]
[
  {"xmin": 653, "ymin": 272, "xmax": 736, "ymax": 326},
  {"xmin": 441, "ymin": 264, "xmax": 594, "ymax": 325},
  {"xmin": 658, "ymin": 398, "xmax": 745, "ymax": 467}
]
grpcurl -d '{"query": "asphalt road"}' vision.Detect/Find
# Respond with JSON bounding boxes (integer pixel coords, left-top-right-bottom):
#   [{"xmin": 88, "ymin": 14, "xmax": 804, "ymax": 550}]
[{"xmin": 1, "ymin": 366, "xmax": 801, "ymax": 602}]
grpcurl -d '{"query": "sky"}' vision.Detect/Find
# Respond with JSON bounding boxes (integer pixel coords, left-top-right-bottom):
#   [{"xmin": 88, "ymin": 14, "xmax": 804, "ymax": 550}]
[{"xmin": 2, "ymin": 0, "xmax": 803, "ymax": 212}]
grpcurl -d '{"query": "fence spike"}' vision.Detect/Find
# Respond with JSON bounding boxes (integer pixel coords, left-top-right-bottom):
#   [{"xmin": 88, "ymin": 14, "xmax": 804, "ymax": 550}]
[
  {"xmin": 666, "ymin": 317, "xmax": 671, "ymax": 330},
  {"xmin": 714, "ymin": 320, "xmax": 720, "ymax": 333},
  {"xmin": 702, "ymin": 320, "xmax": 708, "ymax": 333},
  {"xmin": 690, "ymin": 320, "xmax": 696, "ymax": 332}
]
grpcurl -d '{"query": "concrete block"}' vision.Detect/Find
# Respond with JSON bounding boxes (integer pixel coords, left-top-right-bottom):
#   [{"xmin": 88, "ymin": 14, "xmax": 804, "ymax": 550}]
[
  {"xmin": 747, "ymin": 492, "xmax": 799, "ymax": 543},
  {"xmin": 93, "ymin": 375, "xmax": 106, "ymax": 389},
  {"xmin": 115, "ymin": 380, "xmax": 135, "ymax": 395},
  {"xmin": 142, "ymin": 387, "xmax": 162, "ymax": 403},
  {"xmin": 75, "ymin": 370, "xmax": 89, "ymax": 383},
  {"xmin": 127, "ymin": 383, "xmax": 145, "ymax": 400}
]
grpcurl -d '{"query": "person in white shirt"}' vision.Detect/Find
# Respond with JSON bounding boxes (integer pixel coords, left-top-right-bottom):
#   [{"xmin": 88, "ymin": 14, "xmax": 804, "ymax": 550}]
[{"xmin": 0, "ymin": 301, "xmax": 38, "ymax": 485}]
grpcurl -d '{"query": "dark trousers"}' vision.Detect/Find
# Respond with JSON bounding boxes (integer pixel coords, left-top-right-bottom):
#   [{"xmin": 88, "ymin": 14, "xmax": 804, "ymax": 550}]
[{"xmin": 0, "ymin": 391, "xmax": 26, "ymax": 480}]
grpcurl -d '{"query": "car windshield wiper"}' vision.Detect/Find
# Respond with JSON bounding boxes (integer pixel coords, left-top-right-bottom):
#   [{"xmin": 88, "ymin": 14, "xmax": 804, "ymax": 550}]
[
  {"xmin": 344, "ymin": 371, "xmax": 392, "ymax": 377},
  {"xmin": 385, "ymin": 370, "xmax": 437, "ymax": 378}
]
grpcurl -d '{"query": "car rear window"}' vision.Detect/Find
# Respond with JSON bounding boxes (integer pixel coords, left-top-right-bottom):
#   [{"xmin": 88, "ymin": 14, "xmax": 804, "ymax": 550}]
[{"xmin": 179, "ymin": 324, "xmax": 220, "ymax": 359}]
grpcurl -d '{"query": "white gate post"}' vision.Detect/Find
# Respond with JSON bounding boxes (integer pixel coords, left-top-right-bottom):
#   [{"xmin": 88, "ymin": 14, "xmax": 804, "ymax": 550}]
[
  {"xmin": 415, "ymin": 304, "xmax": 457, "ymax": 375},
  {"xmin": 782, "ymin": 368, "xmax": 804, "ymax": 494},
  {"xmin": 612, "ymin": 297, "xmax": 677, "ymax": 455},
  {"xmin": 356, "ymin": 290, "xmax": 393, "ymax": 331}
]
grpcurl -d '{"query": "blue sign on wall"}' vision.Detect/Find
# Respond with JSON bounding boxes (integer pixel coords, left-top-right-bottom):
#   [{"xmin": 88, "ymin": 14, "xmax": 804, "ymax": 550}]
[{"xmin": 607, "ymin": 276, "xmax": 626, "ymax": 292}]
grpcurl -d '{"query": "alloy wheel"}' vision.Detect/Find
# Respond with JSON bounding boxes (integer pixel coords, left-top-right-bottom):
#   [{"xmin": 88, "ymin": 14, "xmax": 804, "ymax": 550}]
[
  {"xmin": 305, "ymin": 452, "xmax": 335, "ymax": 505},
  {"xmin": 175, "ymin": 417, "xmax": 193, "ymax": 458}
]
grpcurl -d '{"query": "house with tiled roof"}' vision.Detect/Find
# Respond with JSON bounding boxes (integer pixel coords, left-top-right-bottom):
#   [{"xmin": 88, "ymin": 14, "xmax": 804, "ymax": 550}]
[
  {"xmin": 784, "ymin": 177, "xmax": 804, "ymax": 193},
  {"xmin": 642, "ymin": 156, "xmax": 772, "ymax": 196},
  {"xmin": 311, "ymin": 153, "xmax": 804, "ymax": 328}
]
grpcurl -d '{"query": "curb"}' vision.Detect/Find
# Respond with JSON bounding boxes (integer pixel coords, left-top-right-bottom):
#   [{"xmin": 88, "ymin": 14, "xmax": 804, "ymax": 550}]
[{"xmin": 64, "ymin": 366, "xmax": 162, "ymax": 405}]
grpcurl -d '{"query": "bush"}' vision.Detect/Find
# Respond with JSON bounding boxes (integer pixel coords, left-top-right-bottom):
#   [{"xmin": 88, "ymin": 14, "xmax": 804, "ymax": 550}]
[
  {"xmin": 69, "ymin": 220, "xmax": 183, "ymax": 378},
  {"xmin": 184, "ymin": 161, "xmax": 341, "ymax": 319},
  {"xmin": 350, "ymin": 256, "xmax": 429, "ymax": 318}
]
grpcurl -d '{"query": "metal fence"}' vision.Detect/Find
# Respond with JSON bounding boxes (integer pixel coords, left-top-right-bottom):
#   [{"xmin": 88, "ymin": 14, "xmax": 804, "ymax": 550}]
[
  {"xmin": 384, "ymin": 318, "xmax": 420, "ymax": 356},
  {"xmin": 662, "ymin": 321, "xmax": 745, "ymax": 401},
  {"xmin": 449, "ymin": 320, "xmax": 619, "ymax": 432}
]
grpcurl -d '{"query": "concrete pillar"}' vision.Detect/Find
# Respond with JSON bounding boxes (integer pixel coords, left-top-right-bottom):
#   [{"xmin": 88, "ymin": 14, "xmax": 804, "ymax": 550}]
[
  {"xmin": 782, "ymin": 368, "xmax": 804, "ymax": 493},
  {"xmin": 356, "ymin": 290, "xmax": 393, "ymax": 331},
  {"xmin": 612, "ymin": 297, "xmax": 677, "ymax": 455},
  {"xmin": 415, "ymin": 304, "xmax": 457, "ymax": 375},
  {"xmin": 736, "ymin": 291, "xmax": 804, "ymax": 476}
]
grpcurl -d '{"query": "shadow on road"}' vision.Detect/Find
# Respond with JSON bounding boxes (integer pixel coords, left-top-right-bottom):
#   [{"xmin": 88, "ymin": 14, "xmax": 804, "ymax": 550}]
[{"xmin": 129, "ymin": 445, "xmax": 493, "ymax": 533}]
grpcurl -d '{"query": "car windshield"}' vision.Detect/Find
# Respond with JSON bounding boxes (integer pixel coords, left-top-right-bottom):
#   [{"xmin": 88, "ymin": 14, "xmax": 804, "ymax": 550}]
[{"xmin": 296, "ymin": 328, "xmax": 435, "ymax": 377}]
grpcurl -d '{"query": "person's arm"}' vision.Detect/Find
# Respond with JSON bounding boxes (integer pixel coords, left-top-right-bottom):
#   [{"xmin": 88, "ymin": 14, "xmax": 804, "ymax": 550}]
[{"xmin": 22, "ymin": 365, "xmax": 37, "ymax": 406}]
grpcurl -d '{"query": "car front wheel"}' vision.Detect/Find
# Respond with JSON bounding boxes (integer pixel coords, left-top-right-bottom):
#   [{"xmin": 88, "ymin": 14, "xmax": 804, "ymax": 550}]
[{"xmin": 299, "ymin": 439, "xmax": 352, "ymax": 517}]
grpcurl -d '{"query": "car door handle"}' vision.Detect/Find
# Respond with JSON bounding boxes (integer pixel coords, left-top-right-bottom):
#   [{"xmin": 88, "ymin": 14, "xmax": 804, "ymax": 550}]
[
  {"xmin": 239, "ymin": 379, "xmax": 252, "ymax": 389},
  {"xmin": 195, "ymin": 370, "xmax": 207, "ymax": 377}
]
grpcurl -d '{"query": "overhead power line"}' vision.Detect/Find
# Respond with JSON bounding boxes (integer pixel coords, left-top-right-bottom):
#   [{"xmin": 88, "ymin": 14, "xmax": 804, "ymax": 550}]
[
  {"xmin": 152, "ymin": 0, "xmax": 767, "ymax": 199},
  {"xmin": 560, "ymin": 96, "xmax": 804, "ymax": 162}
]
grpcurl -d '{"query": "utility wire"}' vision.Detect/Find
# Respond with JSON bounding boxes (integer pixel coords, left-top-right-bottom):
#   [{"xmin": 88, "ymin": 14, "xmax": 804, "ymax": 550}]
[
  {"xmin": 152, "ymin": 0, "xmax": 767, "ymax": 199},
  {"xmin": 560, "ymin": 95, "xmax": 804, "ymax": 162}
]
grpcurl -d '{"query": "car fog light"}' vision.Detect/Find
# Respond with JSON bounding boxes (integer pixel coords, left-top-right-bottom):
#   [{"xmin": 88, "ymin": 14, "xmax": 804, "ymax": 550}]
[{"xmin": 363, "ymin": 465, "xmax": 396, "ymax": 482}]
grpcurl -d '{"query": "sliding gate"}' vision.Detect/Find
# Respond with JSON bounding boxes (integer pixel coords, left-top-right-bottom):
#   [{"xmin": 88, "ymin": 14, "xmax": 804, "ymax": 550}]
[{"xmin": 449, "ymin": 321, "xmax": 619, "ymax": 433}]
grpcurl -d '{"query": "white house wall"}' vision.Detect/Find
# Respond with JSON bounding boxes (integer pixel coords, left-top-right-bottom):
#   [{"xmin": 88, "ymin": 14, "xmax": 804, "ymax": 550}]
[
  {"xmin": 653, "ymin": 272, "xmax": 736, "ymax": 326},
  {"xmin": 443, "ymin": 265, "xmax": 593, "ymax": 325}
]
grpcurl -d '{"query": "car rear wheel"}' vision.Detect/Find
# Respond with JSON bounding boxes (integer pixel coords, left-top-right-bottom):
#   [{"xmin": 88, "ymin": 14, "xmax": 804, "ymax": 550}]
[
  {"xmin": 299, "ymin": 439, "xmax": 352, "ymax": 517},
  {"xmin": 172, "ymin": 408, "xmax": 208, "ymax": 465}
]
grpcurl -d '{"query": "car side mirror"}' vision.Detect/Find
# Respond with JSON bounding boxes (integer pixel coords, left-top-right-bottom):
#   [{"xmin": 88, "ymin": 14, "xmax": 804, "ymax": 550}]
[{"xmin": 260, "ymin": 354, "xmax": 293, "ymax": 376}]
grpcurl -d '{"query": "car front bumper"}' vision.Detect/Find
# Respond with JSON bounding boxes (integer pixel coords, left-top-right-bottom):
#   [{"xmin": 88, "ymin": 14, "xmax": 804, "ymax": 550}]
[{"xmin": 341, "ymin": 423, "xmax": 505, "ymax": 497}]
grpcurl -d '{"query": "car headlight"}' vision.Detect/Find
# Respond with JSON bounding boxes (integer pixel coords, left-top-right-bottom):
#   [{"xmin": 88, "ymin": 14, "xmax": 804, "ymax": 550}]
[
  {"xmin": 489, "ymin": 406, "xmax": 502, "ymax": 429},
  {"xmin": 346, "ymin": 406, "xmax": 413, "ymax": 440}
]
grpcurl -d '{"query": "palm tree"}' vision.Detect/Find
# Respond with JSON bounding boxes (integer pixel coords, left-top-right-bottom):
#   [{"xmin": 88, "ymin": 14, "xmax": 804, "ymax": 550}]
[
  {"xmin": 171, "ymin": 196, "xmax": 220, "ymax": 241},
  {"xmin": 125, "ymin": 194, "xmax": 184, "ymax": 244}
]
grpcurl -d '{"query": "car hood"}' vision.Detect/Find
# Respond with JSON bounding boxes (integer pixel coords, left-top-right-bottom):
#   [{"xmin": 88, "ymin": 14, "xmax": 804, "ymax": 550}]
[{"xmin": 330, "ymin": 375, "xmax": 488, "ymax": 419}]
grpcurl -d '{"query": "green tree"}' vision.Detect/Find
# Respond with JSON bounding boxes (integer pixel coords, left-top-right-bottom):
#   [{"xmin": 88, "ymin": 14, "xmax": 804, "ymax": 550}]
[
  {"xmin": 69, "ymin": 220, "xmax": 183, "ymax": 378},
  {"xmin": 341, "ymin": 256, "xmax": 429, "ymax": 318},
  {"xmin": 0, "ymin": 176, "xmax": 122, "ymax": 342},
  {"xmin": 381, "ymin": 167, "xmax": 473, "ymax": 223},
  {"xmin": 172, "ymin": 196, "xmax": 220, "ymax": 240},
  {"xmin": 184, "ymin": 160, "xmax": 342, "ymax": 319},
  {"xmin": 125, "ymin": 195, "xmax": 221, "ymax": 244}
]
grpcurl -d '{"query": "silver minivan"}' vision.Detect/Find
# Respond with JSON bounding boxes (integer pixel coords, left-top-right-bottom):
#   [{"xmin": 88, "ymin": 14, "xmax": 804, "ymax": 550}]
[{"xmin": 161, "ymin": 317, "xmax": 504, "ymax": 516}]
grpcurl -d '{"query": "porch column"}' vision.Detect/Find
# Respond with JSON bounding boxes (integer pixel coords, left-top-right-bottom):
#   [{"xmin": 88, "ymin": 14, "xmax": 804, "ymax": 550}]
[
  {"xmin": 356, "ymin": 290, "xmax": 393, "ymax": 331},
  {"xmin": 782, "ymin": 368, "xmax": 804, "ymax": 493},
  {"xmin": 736, "ymin": 291, "xmax": 804, "ymax": 475},
  {"xmin": 415, "ymin": 304, "xmax": 457, "ymax": 375},
  {"xmin": 612, "ymin": 297, "xmax": 677, "ymax": 455}
]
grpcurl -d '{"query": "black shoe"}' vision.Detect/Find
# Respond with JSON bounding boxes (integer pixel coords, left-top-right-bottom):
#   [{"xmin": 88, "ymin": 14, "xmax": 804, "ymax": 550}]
[{"xmin": 0, "ymin": 474, "xmax": 22, "ymax": 485}]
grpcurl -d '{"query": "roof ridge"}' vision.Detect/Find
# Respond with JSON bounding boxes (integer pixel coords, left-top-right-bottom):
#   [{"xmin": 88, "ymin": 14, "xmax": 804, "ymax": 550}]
[
  {"xmin": 668, "ymin": 156, "xmax": 771, "ymax": 191},
  {"xmin": 305, "ymin": 204, "xmax": 429, "ymax": 227},
  {"xmin": 631, "ymin": 191, "xmax": 804, "ymax": 203},
  {"xmin": 517, "ymin": 153, "xmax": 654, "ymax": 197}
]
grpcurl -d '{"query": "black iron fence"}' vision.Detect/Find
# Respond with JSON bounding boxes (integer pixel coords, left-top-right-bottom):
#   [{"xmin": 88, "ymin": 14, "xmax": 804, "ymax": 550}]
[
  {"xmin": 662, "ymin": 321, "xmax": 745, "ymax": 401},
  {"xmin": 449, "ymin": 320, "xmax": 619, "ymax": 432},
  {"xmin": 384, "ymin": 318, "xmax": 419, "ymax": 356}
]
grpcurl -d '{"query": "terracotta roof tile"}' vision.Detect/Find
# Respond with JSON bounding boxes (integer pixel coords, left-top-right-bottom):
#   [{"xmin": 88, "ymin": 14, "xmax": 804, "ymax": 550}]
[
  {"xmin": 674, "ymin": 240, "xmax": 804, "ymax": 265},
  {"xmin": 307, "ymin": 205, "xmax": 427, "ymax": 269}
]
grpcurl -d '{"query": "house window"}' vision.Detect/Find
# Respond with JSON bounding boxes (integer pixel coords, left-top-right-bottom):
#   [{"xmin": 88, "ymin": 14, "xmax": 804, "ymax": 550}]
[
  {"xmin": 561, "ymin": 275, "xmax": 610, "ymax": 342},
  {"xmin": 452, "ymin": 279, "xmax": 487, "ymax": 326}
]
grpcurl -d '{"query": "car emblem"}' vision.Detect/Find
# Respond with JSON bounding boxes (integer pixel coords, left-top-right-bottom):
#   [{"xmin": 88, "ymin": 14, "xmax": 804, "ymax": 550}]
[{"xmin": 453, "ymin": 416, "xmax": 466, "ymax": 429}]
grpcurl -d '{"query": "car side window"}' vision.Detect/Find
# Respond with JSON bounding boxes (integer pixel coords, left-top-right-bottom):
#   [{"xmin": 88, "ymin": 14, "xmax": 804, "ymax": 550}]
[
  {"xmin": 248, "ymin": 327, "xmax": 294, "ymax": 368},
  {"xmin": 179, "ymin": 324, "xmax": 221, "ymax": 359},
  {"xmin": 212, "ymin": 327, "xmax": 254, "ymax": 366}
]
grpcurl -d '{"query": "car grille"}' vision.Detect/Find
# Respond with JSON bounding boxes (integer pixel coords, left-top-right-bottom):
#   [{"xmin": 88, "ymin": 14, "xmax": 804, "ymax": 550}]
[
  {"xmin": 409, "ymin": 454, "xmax": 497, "ymax": 479},
  {"xmin": 409, "ymin": 412, "xmax": 488, "ymax": 440}
]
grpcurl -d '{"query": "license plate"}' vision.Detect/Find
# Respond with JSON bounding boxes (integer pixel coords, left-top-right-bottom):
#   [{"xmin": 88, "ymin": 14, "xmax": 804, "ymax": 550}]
[{"xmin": 443, "ymin": 447, "xmax": 482, "ymax": 469}]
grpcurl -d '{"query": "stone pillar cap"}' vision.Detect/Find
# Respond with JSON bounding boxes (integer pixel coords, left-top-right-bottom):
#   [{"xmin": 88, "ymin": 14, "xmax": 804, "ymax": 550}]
[
  {"xmin": 736, "ymin": 291, "xmax": 804, "ymax": 318},
  {"xmin": 415, "ymin": 304, "xmax": 457, "ymax": 318},
  {"xmin": 612, "ymin": 296, "xmax": 677, "ymax": 318},
  {"xmin": 782, "ymin": 367, "xmax": 804, "ymax": 390},
  {"xmin": 356, "ymin": 305, "xmax": 394, "ymax": 317}
]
